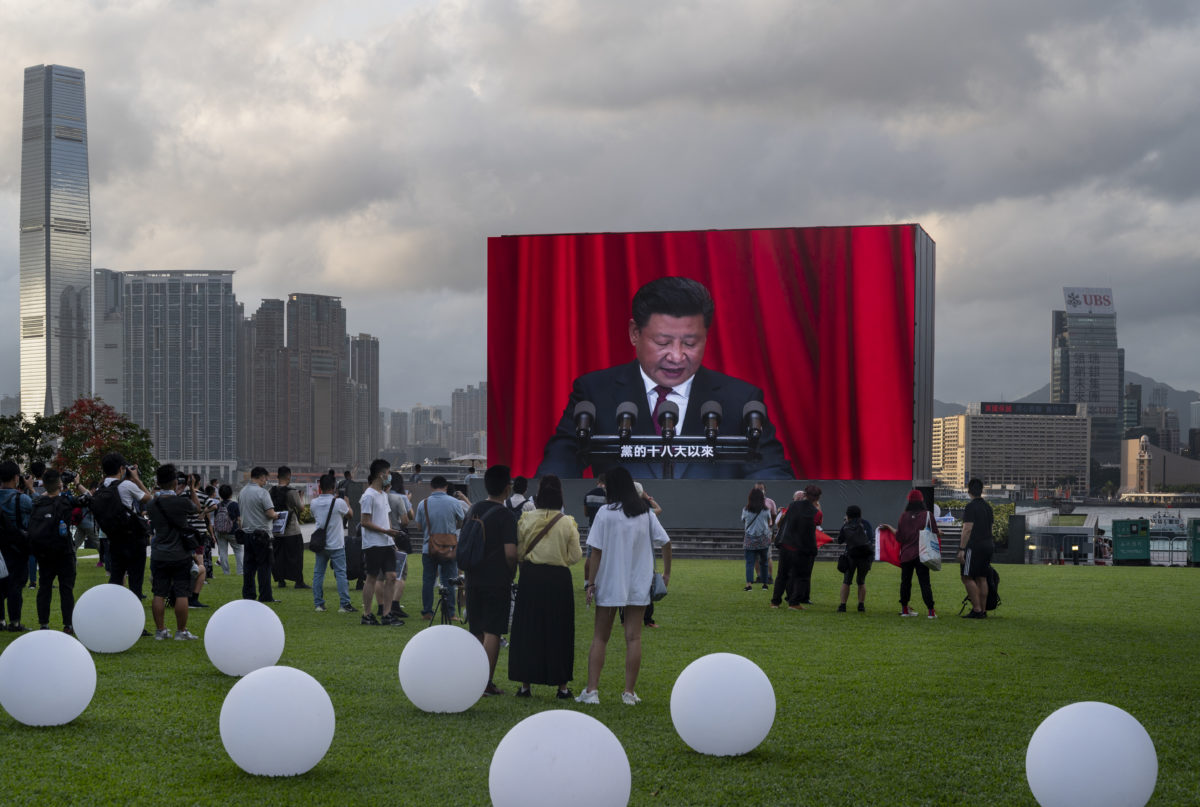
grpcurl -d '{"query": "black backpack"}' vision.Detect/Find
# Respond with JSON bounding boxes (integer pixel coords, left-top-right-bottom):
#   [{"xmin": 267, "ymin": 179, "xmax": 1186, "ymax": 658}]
[
  {"xmin": 28, "ymin": 495, "xmax": 73, "ymax": 555},
  {"xmin": 959, "ymin": 565, "xmax": 1001, "ymax": 614},
  {"xmin": 90, "ymin": 482, "xmax": 150, "ymax": 547},
  {"xmin": 506, "ymin": 495, "xmax": 529, "ymax": 521},
  {"xmin": 986, "ymin": 566, "xmax": 1000, "ymax": 611},
  {"xmin": 840, "ymin": 518, "xmax": 871, "ymax": 552},
  {"xmin": 456, "ymin": 504, "xmax": 491, "ymax": 571},
  {"xmin": 270, "ymin": 484, "xmax": 290, "ymax": 513}
]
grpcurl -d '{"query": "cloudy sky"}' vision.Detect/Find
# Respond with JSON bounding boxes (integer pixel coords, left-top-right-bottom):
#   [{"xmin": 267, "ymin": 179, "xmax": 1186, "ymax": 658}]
[{"xmin": 2, "ymin": 0, "xmax": 1199, "ymax": 412}]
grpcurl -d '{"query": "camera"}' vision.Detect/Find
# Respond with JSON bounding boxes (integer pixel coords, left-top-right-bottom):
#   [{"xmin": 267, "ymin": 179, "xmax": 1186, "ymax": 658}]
[{"xmin": 61, "ymin": 470, "xmax": 77, "ymax": 484}]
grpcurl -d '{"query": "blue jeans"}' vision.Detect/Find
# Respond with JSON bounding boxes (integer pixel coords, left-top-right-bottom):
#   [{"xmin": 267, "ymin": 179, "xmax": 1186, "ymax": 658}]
[
  {"xmin": 421, "ymin": 553, "xmax": 459, "ymax": 617},
  {"xmin": 312, "ymin": 547, "xmax": 351, "ymax": 609},
  {"xmin": 744, "ymin": 548, "xmax": 769, "ymax": 584}
]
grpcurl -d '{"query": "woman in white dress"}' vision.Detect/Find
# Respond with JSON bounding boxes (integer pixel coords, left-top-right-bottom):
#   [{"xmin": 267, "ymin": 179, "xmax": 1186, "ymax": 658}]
[{"xmin": 576, "ymin": 467, "xmax": 672, "ymax": 706}]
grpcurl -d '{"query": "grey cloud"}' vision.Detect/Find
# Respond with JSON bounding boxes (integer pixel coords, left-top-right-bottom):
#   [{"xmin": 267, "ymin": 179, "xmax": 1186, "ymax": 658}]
[{"xmin": 2, "ymin": 0, "xmax": 1200, "ymax": 408}]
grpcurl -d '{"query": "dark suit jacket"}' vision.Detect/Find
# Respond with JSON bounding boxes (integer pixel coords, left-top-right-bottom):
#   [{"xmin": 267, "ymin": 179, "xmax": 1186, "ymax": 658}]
[{"xmin": 535, "ymin": 362, "xmax": 795, "ymax": 479}]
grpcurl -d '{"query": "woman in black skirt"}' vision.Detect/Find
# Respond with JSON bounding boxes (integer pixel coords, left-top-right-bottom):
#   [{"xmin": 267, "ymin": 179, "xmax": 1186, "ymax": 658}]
[{"xmin": 508, "ymin": 475, "xmax": 583, "ymax": 698}]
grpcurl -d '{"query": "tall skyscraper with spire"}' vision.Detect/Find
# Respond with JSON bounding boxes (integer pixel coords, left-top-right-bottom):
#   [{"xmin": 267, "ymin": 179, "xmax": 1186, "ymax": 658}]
[{"xmin": 19, "ymin": 64, "xmax": 92, "ymax": 416}]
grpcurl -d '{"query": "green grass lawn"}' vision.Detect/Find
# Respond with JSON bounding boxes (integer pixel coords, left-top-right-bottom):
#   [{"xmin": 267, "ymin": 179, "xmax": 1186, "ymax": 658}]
[{"xmin": 3, "ymin": 554, "xmax": 1198, "ymax": 806}]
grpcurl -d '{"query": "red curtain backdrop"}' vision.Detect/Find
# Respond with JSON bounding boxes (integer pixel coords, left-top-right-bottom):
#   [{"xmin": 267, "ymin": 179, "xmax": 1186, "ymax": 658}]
[{"xmin": 487, "ymin": 225, "xmax": 917, "ymax": 480}]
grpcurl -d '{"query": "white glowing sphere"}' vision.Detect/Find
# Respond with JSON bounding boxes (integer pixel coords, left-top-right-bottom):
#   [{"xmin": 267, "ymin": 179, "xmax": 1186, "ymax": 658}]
[
  {"xmin": 204, "ymin": 599, "xmax": 285, "ymax": 676},
  {"xmin": 1027, "ymin": 701, "xmax": 1156, "ymax": 807},
  {"xmin": 72, "ymin": 583, "xmax": 146, "ymax": 653},
  {"xmin": 490, "ymin": 710, "xmax": 630, "ymax": 807},
  {"xmin": 0, "ymin": 630, "xmax": 96, "ymax": 725},
  {"xmin": 398, "ymin": 625, "xmax": 488, "ymax": 713},
  {"xmin": 670, "ymin": 653, "xmax": 775, "ymax": 756},
  {"xmin": 219, "ymin": 665, "xmax": 335, "ymax": 776}
]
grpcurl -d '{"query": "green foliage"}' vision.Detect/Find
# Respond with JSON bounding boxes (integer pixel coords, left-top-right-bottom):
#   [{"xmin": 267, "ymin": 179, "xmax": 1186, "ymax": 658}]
[
  {"xmin": 6, "ymin": 554, "xmax": 1200, "ymax": 805},
  {"xmin": 298, "ymin": 505, "xmax": 315, "ymax": 524},
  {"xmin": 53, "ymin": 397, "xmax": 156, "ymax": 485},
  {"xmin": 937, "ymin": 499, "xmax": 1014, "ymax": 544},
  {"xmin": 0, "ymin": 411, "xmax": 64, "ymax": 470}
]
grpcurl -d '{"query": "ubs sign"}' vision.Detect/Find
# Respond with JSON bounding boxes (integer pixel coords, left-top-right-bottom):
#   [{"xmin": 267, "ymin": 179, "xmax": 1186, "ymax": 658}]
[{"xmin": 1063, "ymin": 287, "xmax": 1115, "ymax": 314}]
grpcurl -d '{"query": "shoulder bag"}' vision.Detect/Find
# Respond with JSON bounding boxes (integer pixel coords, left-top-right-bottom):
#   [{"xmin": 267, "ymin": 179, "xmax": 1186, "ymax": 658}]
[
  {"xmin": 648, "ymin": 514, "xmax": 668, "ymax": 602},
  {"xmin": 918, "ymin": 511, "xmax": 942, "ymax": 571},
  {"xmin": 425, "ymin": 499, "xmax": 458, "ymax": 562},
  {"xmin": 309, "ymin": 497, "xmax": 336, "ymax": 553}
]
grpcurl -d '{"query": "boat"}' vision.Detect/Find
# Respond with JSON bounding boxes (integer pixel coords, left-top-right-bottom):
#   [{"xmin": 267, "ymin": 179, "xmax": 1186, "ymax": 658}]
[{"xmin": 1148, "ymin": 511, "xmax": 1186, "ymax": 537}]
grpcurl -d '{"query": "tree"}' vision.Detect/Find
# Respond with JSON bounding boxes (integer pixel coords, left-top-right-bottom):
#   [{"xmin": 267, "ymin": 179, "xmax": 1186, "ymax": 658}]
[
  {"xmin": 53, "ymin": 398, "xmax": 157, "ymax": 485},
  {"xmin": 0, "ymin": 411, "xmax": 65, "ymax": 471}
]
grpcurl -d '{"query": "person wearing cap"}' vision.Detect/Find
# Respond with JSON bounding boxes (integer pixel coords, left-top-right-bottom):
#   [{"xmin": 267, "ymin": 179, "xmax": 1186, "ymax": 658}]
[{"xmin": 896, "ymin": 489, "xmax": 938, "ymax": 618}]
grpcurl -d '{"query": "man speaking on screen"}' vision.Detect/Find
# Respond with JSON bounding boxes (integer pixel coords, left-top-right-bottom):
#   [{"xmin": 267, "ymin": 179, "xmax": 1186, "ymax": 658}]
[{"xmin": 536, "ymin": 277, "xmax": 794, "ymax": 479}]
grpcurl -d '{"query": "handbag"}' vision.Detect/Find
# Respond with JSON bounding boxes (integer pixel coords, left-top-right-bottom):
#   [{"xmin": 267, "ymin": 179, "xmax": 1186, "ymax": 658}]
[
  {"xmin": 918, "ymin": 511, "xmax": 942, "ymax": 571},
  {"xmin": 647, "ymin": 514, "xmax": 669, "ymax": 602},
  {"xmin": 309, "ymin": 495, "xmax": 336, "ymax": 553},
  {"xmin": 837, "ymin": 552, "xmax": 852, "ymax": 574}
]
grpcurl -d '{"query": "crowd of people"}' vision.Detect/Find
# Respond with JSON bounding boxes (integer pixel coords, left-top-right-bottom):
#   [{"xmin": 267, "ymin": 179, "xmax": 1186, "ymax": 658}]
[
  {"xmin": 742, "ymin": 479, "xmax": 996, "ymax": 619},
  {"xmin": 0, "ymin": 445, "xmax": 994, "ymax": 703}
]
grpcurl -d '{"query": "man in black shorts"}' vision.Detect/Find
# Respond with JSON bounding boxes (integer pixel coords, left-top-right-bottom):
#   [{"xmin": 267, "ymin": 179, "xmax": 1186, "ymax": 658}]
[
  {"xmin": 958, "ymin": 478, "xmax": 994, "ymax": 619},
  {"xmin": 359, "ymin": 459, "xmax": 404, "ymax": 626},
  {"xmin": 147, "ymin": 464, "xmax": 201, "ymax": 640},
  {"xmin": 465, "ymin": 465, "xmax": 518, "ymax": 695}
]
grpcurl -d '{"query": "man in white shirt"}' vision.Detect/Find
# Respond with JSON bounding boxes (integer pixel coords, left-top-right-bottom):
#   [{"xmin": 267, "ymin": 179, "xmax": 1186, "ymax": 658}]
[
  {"xmin": 310, "ymin": 474, "xmax": 353, "ymax": 613},
  {"xmin": 97, "ymin": 452, "xmax": 153, "ymax": 601},
  {"xmin": 359, "ymin": 459, "xmax": 405, "ymax": 626}
]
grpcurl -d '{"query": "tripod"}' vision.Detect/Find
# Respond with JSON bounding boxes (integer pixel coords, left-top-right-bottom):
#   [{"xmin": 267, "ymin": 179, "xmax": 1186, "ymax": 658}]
[{"xmin": 429, "ymin": 575, "xmax": 465, "ymax": 626}]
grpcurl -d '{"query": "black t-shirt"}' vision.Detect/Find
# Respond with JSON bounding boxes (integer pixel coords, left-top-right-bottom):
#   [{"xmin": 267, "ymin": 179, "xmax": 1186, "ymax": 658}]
[
  {"xmin": 148, "ymin": 493, "xmax": 200, "ymax": 562},
  {"xmin": 465, "ymin": 500, "xmax": 517, "ymax": 588},
  {"xmin": 963, "ymin": 497, "xmax": 994, "ymax": 548}
]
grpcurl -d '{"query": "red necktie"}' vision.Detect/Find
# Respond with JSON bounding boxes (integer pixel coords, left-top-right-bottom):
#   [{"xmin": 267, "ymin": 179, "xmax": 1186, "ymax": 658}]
[{"xmin": 652, "ymin": 385, "xmax": 674, "ymax": 435}]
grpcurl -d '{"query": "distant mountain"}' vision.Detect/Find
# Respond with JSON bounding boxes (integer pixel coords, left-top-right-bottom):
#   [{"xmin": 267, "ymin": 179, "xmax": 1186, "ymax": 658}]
[
  {"xmin": 933, "ymin": 399, "xmax": 965, "ymax": 418},
  {"xmin": 940, "ymin": 374, "xmax": 1198, "ymax": 432}
]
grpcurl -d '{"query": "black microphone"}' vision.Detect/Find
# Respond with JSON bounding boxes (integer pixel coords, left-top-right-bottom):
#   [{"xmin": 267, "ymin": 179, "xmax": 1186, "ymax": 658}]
[
  {"xmin": 657, "ymin": 400, "xmax": 679, "ymax": 440},
  {"xmin": 573, "ymin": 401, "xmax": 596, "ymax": 440},
  {"xmin": 616, "ymin": 402, "xmax": 638, "ymax": 441},
  {"xmin": 700, "ymin": 401, "xmax": 723, "ymax": 443},
  {"xmin": 742, "ymin": 401, "xmax": 766, "ymax": 444}
]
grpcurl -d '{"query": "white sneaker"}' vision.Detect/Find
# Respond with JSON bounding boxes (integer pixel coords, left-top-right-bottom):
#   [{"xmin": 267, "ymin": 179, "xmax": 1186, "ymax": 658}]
[
  {"xmin": 173, "ymin": 630, "xmax": 201, "ymax": 641},
  {"xmin": 621, "ymin": 691, "xmax": 641, "ymax": 706},
  {"xmin": 575, "ymin": 689, "xmax": 600, "ymax": 705},
  {"xmin": 154, "ymin": 629, "xmax": 172, "ymax": 640}
]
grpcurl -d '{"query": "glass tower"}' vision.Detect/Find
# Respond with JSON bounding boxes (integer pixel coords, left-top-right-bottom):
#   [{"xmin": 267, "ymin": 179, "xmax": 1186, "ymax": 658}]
[
  {"xmin": 1051, "ymin": 291, "xmax": 1124, "ymax": 465},
  {"xmin": 19, "ymin": 64, "xmax": 92, "ymax": 416}
]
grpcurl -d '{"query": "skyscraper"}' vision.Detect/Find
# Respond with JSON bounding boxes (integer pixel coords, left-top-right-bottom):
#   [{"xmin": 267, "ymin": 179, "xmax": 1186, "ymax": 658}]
[
  {"xmin": 116, "ymin": 270, "xmax": 239, "ymax": 480},
  {"xmin": 450, "ymin": 382, "xmax": 487, "ymax": 456},
  {"xmin": 1051, "ymin": 287, "xmax": 1123, "ymax": 465},
  {"xmin": 19, "ymin": 65, "xmax": 92, "ymax": 415}
]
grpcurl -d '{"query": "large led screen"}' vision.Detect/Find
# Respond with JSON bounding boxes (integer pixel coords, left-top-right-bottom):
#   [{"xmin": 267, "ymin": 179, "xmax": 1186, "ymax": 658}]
[{"xmin": 488, "ymin": 225, "xmax": 931, "ymax": 481}]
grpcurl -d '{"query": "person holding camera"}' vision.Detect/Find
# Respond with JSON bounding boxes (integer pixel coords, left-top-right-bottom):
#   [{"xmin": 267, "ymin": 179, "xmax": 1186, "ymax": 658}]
[
  {"xmin": 95, "ymin": 453, "xmax": 154, "ymax": 600},
  {"xmin": 31, "ymin": 469, "xmax": 88, "ymax": 633},
  {"xmin": 385, "ymin": 473, "xmax": 414, "ymax": 620},
  {"xmin": 146, "ymin": 464, "xmax": 201, "ymax": 640},
  {"xmin": 238, "ymin": 467, "xmax": 281, "ymax": 603}
]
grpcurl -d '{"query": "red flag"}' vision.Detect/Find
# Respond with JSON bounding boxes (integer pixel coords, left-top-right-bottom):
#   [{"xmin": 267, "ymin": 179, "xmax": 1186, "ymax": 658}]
[
  {"xmin": 875, "ymin": 524, "xmax": 901, "ymax": 567},
  {"xmin": 816, "ymin": 528, "xmax": 833, "ymax": 548}
]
